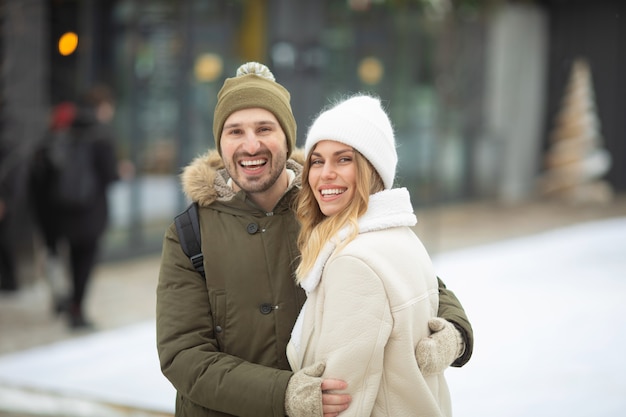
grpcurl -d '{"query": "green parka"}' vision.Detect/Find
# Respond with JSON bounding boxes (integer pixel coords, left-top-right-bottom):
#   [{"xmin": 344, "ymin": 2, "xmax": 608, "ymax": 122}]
[{"xmin": 156, "ymin": 150, "xmax": 473, "ymax": 417}]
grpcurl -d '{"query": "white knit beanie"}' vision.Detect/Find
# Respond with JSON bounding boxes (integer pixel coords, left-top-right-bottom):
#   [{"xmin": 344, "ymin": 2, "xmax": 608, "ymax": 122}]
[{"xmin": 305, "ymin": 94, "xmax": 397, "ymax": 189}]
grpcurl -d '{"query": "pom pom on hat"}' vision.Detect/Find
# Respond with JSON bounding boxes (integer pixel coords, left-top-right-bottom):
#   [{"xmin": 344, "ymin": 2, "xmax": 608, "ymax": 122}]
[
  {"xmin": 236, "ymin": 62, "xmax": 276, "ymax": 81},
  {"xmin": 213, "ymin": 62, "xmax": 296, "ymax": 157},
  {"xmin": 305, "ymin": 94, "xmax": 397, "ymax": 189}
]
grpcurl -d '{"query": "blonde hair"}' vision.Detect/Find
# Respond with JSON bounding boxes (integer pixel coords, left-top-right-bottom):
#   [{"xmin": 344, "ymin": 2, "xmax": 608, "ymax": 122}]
[{"xmin": 295, "ymin": 147, "xmax": 385, "ymax": 282}]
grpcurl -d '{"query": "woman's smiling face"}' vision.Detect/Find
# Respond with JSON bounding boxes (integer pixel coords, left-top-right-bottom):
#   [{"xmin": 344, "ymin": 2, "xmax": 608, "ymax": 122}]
[{"xmin": 308, "ymin": 140, "xmax": 357, "ymax": 217}]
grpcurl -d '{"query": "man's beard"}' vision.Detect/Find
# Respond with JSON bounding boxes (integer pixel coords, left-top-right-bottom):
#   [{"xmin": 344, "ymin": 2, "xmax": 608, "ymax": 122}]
[{"xmin": 228, "ymin": 150, "xmax": 287, "ymax": 194}]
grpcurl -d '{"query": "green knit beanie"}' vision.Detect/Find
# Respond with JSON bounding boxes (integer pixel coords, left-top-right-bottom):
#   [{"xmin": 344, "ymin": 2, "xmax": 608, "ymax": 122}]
[{"xmin": 213, "ymin": 62, "xmax": 296, "ymax": 157}]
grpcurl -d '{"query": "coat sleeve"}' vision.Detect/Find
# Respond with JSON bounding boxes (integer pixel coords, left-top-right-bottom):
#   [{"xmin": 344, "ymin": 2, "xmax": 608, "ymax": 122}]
[
  {"xmin": 436, "ymin": 277, "xmax": 474, "ymax": 366},
  {"xmin": 156, "ymin": 222, "xmax": 292, "ymax": 417},
  {"xmin": 314, "ymin": 255, "xmax": 393, "ymax": 417}
]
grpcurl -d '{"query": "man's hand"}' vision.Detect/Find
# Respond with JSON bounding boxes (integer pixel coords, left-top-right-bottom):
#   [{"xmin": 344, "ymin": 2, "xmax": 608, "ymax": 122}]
[
  {"xmin": 416, "ymin": 317, "xmax": 465, "ymax": 376},
  {"xmin": 321, "ymin": 378, "xmax": 351, "ymax": 417}
]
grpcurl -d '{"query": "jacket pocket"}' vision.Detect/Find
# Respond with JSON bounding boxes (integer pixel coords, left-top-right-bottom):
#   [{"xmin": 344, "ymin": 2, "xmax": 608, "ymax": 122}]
[{"xmin": 208, "ymin": 289, "xmax": 226, "ymax": 351}]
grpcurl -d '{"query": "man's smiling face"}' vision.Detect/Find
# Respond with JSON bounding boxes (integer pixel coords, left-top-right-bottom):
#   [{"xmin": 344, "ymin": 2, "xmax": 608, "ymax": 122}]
[{"xmin": 220, "ymin": 107, "xmax": 288, "ymax": 196}]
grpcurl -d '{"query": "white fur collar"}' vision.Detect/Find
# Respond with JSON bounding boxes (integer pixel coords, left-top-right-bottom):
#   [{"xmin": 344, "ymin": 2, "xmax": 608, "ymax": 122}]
[{"xmin": 300, "ymin": 187, "xmax": 417, "ymax": 294}]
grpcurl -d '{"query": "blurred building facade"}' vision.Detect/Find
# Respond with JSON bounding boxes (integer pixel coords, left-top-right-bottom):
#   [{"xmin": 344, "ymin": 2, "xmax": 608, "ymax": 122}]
[{"xmin": 1, "ymin": 0, "xmax": 624, "ymax": 263}]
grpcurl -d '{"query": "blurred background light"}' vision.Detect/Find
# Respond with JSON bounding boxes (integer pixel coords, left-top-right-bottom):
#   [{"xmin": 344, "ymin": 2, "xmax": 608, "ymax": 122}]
[
  {"xmin": 58, "ymin": 31, "xmax": 78, "ymax": 56},
  {"xmin": 271, "ymin": 41, "xmax": 297, "ymax": 70},
  {"xmin": 194, "ymin": 53, "xmax": 223, "ymax": 82},
  {"xmin": 358, "ymin": 56, "xmax": 384, "ymax": 85}
]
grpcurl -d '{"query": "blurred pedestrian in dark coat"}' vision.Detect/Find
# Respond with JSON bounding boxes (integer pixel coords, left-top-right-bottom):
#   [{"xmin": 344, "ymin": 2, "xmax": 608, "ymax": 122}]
[
  {"xmin": 30, "ymin": 101, "xmax": 76, "ymax": 303},
  {"xmin": 30, "ymin": 86, "xmax": 119, "ymax": 329}
]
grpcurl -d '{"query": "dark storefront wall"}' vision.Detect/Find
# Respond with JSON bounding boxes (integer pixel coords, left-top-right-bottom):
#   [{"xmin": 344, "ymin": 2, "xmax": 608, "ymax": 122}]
[
  {"xmin": 57, "ymin": 0, "xmax": 486, "ymax": 259},
  {"xmin": 1, "ymin": 1, "xmax": 49, "ymax": 266}
]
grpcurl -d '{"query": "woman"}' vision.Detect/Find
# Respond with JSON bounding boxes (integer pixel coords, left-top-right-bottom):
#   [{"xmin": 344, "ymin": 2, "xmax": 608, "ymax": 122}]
[{"xmin": 286, "ymin": 94, "xmax": 452, "ymax": 416}]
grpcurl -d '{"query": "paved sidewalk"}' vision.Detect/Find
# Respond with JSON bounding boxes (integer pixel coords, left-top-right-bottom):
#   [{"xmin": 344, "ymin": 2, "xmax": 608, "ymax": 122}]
[
  {"xmin": 0, "ymin": 255, "xmax": 161, "ymax": 356},
  {"xmin": 1, "ymin": 195, "xmax": 625, "ymax": 416}
]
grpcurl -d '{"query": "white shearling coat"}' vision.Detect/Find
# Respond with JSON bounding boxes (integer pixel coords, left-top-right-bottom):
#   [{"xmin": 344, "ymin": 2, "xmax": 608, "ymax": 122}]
[{"xmin": 287, "ymin": 188, "xmax": 451, "ymax": 417}]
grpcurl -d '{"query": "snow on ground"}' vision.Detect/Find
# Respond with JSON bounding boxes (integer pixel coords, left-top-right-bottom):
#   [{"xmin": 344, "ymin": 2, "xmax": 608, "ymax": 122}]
[
  {"xmin": 0, "ymin": 322, "xmax": 175, "ymax": 415},
  {"xmin": 435, "ymin": 217, "xmax": 626, "ymax": 417},
  {"xmin": 0, "ymin": 217, "xmax": 625, "ymax": 416}
]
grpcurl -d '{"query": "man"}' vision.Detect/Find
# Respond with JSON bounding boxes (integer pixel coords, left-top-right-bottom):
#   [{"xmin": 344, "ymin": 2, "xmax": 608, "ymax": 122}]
[{"xmin": 157, "ymin": 62, "xmax": 473, "ymax": 417}]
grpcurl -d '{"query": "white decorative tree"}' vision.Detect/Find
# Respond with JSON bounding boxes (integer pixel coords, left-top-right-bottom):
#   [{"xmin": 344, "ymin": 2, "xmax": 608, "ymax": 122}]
[{"xmin": 538, "ymin": 57, "xmax": 613, "ymax": 204}]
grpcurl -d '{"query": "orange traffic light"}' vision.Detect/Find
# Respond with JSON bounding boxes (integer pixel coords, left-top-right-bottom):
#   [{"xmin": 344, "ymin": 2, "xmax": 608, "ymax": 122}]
[{"xmin": 58, "ymin": 31, "xmax": 78, "ymax": 56}]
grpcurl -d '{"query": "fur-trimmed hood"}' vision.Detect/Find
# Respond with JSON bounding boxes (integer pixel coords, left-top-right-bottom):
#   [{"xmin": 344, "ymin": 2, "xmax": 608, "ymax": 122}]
[{"xmin": 180, "ymin": 148, "xmax": 305, "ymax": 207}]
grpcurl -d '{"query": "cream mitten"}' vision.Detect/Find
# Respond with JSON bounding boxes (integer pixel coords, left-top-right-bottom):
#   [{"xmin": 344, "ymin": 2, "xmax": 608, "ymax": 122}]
[
  {"xmin": 285, "ymin": 362, "xmax": 325, "ymax": 417},
  {"xmin": 416, "ymin": 317, "xmax": 465, "ymax": 376}
]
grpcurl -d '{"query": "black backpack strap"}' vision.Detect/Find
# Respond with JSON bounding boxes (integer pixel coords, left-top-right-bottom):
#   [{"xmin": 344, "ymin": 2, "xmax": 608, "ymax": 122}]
[{"xmin": 174, "ymin": 202, "xmax": 205, "ymax": 278}]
